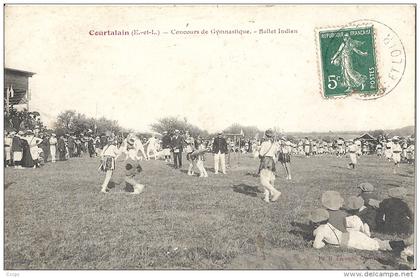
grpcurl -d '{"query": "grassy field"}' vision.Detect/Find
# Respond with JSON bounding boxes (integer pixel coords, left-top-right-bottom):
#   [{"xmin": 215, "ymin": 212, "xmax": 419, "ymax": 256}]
[{"xmin": 4, "ymin": 152, "xmax": 415, "ymax": 270}]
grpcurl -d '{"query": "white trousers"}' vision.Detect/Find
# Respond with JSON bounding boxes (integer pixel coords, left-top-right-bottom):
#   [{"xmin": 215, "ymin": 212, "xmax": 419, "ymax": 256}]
[
  {"xmin": 349, "ymin": 153, "xmax": 357, "ymax": 164},
  {"xmin": 260, "ymin": 169, "xmax": 280, "ymax": 200},
  {"xmin": 197, "ymin": 160, "xmax": 208, "ymax": 177},
  {"xmin": 214, "ymin": 151, "xmax": 226, "ymax": 174},
  {"xmin": 50, "ymin": 145, "xmax": 57, "ymax": 162}
]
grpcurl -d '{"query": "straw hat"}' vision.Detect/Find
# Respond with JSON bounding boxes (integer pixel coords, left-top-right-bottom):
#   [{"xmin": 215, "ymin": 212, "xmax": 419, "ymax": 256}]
[
  {"xmin": 358, "ymin": 182, "xmax": 374, "ymax": 192},
  {"xmin": 309, "ymin": 208, "xmax": 330, "ymax": 223},
  {"xmin": 127, "ymin": 137, "xmax": 135, "ymax": 145},
  {"xmin": 321, "ymin": 191, "xmax": 344, "ymax": 211},
  {"xmin": 346, "ymin": 196, "xmax": 364, "ymax": 210},
  {"xmin": 388, "ymin": 187, "xmax": 407, "ymax": 199}
]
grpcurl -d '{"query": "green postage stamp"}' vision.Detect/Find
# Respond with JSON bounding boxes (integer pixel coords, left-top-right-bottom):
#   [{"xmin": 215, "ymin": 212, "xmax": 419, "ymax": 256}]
[{"xmin": 318, "ymin": 26, "xmax": 379, "ymax": 98}]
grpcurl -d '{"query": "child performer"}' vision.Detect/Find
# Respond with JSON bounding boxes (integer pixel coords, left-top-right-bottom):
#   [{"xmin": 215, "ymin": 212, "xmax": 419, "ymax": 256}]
[
  {"xmin": 99, "ymin": 136, "xmax": 121, "ymax": 193},
  {"xmin": 146, "ymin": 135, "xmax": 158, "ymax": 160},
  {"xmin": 385, "ymin": 139, "xmax": 393, "ymax": 162},
  {"xmin": 278, "ymin": 137, "xmax": 292, "ymax": 180},
  {"xmin": 257, "ymin": 129, "xmax": 281, "ymax": 203},
  {"xmin": 191, "ymin": 137, "xmax": 209, "ymax": 178},
  {"xmin": 304, "ymin": 137, "xmax": 311, "ymax": 157},
  {"xmin": 185, "ymin": 134, "xmax": 196, "ymax": 176},
  {"xmin": 348, "ymin": 140, "xmax": 358, "ymax": 169},
  {"xmin": 121, "ymin": 137, "xmax": 145, "ymax": 194},
  {"xmin": 391, "ymin": 137, "xmax": 402, "ymax": 174}
]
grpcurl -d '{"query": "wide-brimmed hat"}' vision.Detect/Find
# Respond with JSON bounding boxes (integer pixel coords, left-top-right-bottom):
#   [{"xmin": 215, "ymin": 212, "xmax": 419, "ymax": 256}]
[
  {"xmin": 163, "ymin": 131, "xmax": 168, "ymax": 134},
  {"xmin": 51, "ymin": 133, "xmax": 56, "ymax": 137},
  {"xmin": 127, "ymin": 137, "xmax": 135, "ymax": 145},
  {"xmin": 392, "ymin": 136, "xmax": 399, "ymax": 141},
  {"xmin": 346, "ymin": 196, "xmax": 364, "ymax": 210},
  {"xmin": 358, "ymin": 182, "xmax": 374, "ymax": 192},
  {"xmin": 26, "ymin": 130, "xmax": 34, "ymax": 135},
  {"xmin": 175, "ymin": 129, "xmax": 180, "ymax": 133},
  {"xmin": 309, "ymin": 208, "xmax": 329, "ymax": 223},
  {"xmin": 321, "ymin": 191, "xmax": 344, "ymax": 211},
  {"xmin": 388, "ymin": 187, "xmax": 407, "ymax": 199},
  {"xmin": 265, "ymin": 129, "xmax": 274, "ymax": 138}
]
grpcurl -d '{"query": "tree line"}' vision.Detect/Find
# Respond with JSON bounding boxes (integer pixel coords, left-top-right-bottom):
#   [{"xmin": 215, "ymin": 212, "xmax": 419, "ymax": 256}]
[{"xmin": 6, "ymin": 108, "xmax": 413, "ymax": 140}]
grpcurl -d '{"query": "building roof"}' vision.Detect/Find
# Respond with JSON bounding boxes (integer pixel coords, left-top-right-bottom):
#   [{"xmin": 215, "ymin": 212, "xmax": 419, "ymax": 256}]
[{"xmin": 5, "ymin": 67, "xmax": 36, "ymax": 77}]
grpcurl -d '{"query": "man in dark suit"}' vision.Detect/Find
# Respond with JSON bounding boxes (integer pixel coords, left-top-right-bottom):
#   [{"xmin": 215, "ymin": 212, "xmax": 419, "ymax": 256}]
[
  {"xmin": 171, "ymin": 129, "xmax": 183, "ymax": 169},
  {"xmin": 57, "ymin": 135, "xmax": 67, "ymax": 161},
  {"xmin": 212, "ymin": 131, "xmax": 228, "ymax": 174}
]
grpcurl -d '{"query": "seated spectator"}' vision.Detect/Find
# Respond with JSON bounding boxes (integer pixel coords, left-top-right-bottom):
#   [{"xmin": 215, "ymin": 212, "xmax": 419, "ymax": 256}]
[
  {"xmin": 321, "ymin": 191, "xmax": 349, "ymax": 233},
  {"xmin": 376, "ymin": 187, "xmax": 413, "ymax": 235},
  {"xmin": 345, "ymin": 196, "xmax": 371, "ymax": 237},
  {"xmin": 357, "ymin": 182, "xmax": 380, "ymax": 207},
  {"xmin": 310, "ymin": 208, "xmax": 408, "ymax": 252}
]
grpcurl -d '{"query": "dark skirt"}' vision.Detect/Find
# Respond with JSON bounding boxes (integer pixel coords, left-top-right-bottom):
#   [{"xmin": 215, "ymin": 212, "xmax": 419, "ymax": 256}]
[
  {"xmin": 21, "ymin": 142, "xmax": 35, "ymax": 168},
  {"xmin": 258, "ymin": 156, "xmax": 276, "ymax": 174},
  {"xmin": 100, "ymin": 156, "xmax": 115, "ymax": 171},
  {"xmin": 186, "ymin": 152, "xmax": 193, "ymax": 161},
  {"xmin": 278, "ymin": 153, "xmax": 291, "ymax": 163},
  {"xmin": 187, "ymin": 151, "xmax": 199, "ymax": 161}
]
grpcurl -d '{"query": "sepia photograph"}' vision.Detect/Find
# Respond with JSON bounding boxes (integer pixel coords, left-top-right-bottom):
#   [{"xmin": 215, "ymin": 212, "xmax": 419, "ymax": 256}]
[{"xmin": 3, "ymin": 3, "xmax": 416, "ymax": 273}]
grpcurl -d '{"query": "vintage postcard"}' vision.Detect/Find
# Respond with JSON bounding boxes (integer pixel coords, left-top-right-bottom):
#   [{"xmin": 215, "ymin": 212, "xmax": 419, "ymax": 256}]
[{"xmin": 3, "ymin": 4, "xmax": 416, "ymax": 274}]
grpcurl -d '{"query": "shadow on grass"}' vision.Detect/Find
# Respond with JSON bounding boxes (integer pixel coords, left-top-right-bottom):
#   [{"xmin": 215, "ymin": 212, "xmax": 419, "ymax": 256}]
[
  {"xmin": 180, "ymin": 169, "xmax": 189, "ymax": 175},
  {"xmin": 4, "ymin": 181, "xmax": 15, "ymax": 190},
  {"xmin": 331, "ymin": 165, "xmax": 350, "ymax": 170},
  {"xmin": 386, "ymin": 183, "xmax": 402, "ymax": 187},
  {"xmin": 165, "ymin": 163, "xmax": 183, "ymax": 170},
  {"xmin": 397, "ymin": 173, "xmax": 414, "ymax": 178},
  {"xmin": 232, "ymin": 183, "xmax": 262, "ymax": 197},
  {"xmin": 289, "ymin": 221, "xmax": 314, "ymax": 242},
  {"xmin": 204, "ymin": 167, "xmax": 215, "ymax": 173},
  {"xmin": 245, "ymin": 172, "xmax": 259, "ymax": 178}
]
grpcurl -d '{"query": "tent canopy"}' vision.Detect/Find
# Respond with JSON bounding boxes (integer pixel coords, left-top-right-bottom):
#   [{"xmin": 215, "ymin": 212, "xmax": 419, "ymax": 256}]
[{"xmin": 356, "ymin": 133, "xmax": 376, "ymax": 141}]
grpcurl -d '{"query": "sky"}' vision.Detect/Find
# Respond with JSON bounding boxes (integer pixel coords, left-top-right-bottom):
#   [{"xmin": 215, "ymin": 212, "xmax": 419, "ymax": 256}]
[{"xmin": 5, "ymin": 5, "xmax": 415, "ymax": 133}]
